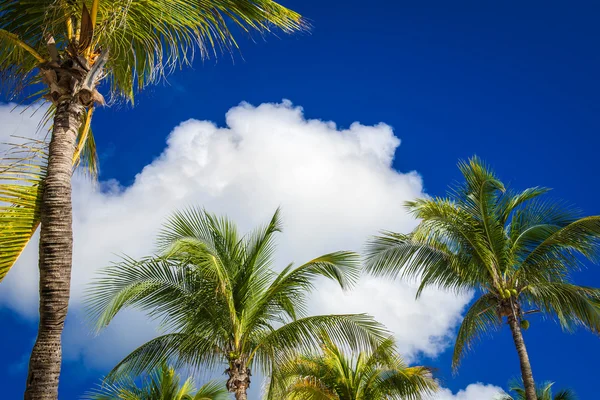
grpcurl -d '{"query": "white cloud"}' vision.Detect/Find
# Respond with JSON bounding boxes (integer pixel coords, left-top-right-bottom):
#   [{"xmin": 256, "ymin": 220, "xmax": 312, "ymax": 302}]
[
  {"xmin": 432, "ymin": 383, "xmax": 505, "ymax": 400},
  {"xmin": 0, "ymin": 100, "xmax": 470, "ymax": 369}
]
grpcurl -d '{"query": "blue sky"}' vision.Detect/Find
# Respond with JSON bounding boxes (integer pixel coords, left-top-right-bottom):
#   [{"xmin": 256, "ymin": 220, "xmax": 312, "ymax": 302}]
[{"xmin": 1, "ymin": 0, "xmax": 600, "ymax": 398}]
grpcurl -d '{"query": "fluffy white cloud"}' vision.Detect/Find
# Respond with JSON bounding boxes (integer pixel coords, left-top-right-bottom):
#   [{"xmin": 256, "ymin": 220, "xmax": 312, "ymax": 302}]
[
  {"xmin": 0, "ymin": 100, "xmax": 470, "ymax": 368},
  {"xmin": 432, "ymin": 383, "xmax": 505, "ymax": 400}
]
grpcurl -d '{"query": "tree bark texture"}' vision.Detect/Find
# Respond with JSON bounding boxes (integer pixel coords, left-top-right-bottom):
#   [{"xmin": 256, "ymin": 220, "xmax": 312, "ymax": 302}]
[
  {"xmin": 507, "ymin": 312, "xmax": 537, "ymax": 400},
  {"xmin": 235, "ymin": 387, "xmax": 248, "ymax": 400},
  {"xmin": 24, "ymin": 99, "xmax": 84, "ymax": 400},
  {"xmin": 227, "ymin": 359, "xmax": 251, "ymax": 400}
]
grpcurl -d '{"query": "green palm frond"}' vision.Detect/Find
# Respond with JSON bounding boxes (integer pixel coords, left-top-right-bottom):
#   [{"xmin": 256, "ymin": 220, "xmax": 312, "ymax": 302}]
[
  {"xmin": 497, "ymin": 187, "xmax": 551, "ymax": 226},
  {"xmin": 523, "ymin": 282, "xmax": 600, "ymax": 332},
  {"xmin": 520, "ymin": 216, "xmax": 600, "ymax": 274},
  {"xmin": 97, "ymin": 0, "xmax": 306, "ymax": 102},
  {"xmin": 83, "ymin": 363, "xmax": 229, "ymax": 400},
  {"xmin": 73, "ymin": 107, "xmax": 99, "ymax": 178},
  {"xmin": 251, "ymin": 314, "xmax": 387, "ymax": 371},
  {"xmin": 85, "ymin": 256, "xmax": 193, "ymax": 331},
  {"xmin": 105, "ymin": 333, "xmax": 223, "ymax": 382},
  {"xmin": 191, "ymin": 380, "xmax": 231, "ymax": 400},
  {"xmin": 553, "ymin": 389, "xmax": 578, "ymax": 400},
  {"xmin": 1, "ymin": 0, "xmax": 306, "ymax": 103},
  {"xmin": 0, "ymin": 141, "xmax": 46, "ymax": 281},
  {"xmin": 454, "ymin": 157, "xmax": 509, "ymax": 273},
  {"xmin": 497, "ymin": 380, "xmax": 578, "ymax": 400},
  {"xmin": 270, "ymin": 334, "xmax": 437, "ymax": 400},
  {"xmin": 452, "ymin": 293, "xmax": 501, "ymax": 371},
  {"xmin": 0, "ymin": 28, "xmax": 44, "ymax": 98},
  {"xmin": 244, "ymin": 251, "xmax": 361, "ymax": 326},
  {"xmin": 364, "ymin": 231, "xmax": 480, "ymax": 296}
]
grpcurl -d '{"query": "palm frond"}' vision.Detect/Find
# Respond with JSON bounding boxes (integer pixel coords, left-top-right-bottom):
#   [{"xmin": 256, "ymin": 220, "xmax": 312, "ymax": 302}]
[
  {"xmin": 554, "ymin": 388, "xmax": 578, "ymax": 400},
  {"xmin": 252, "ymin": 314, "xmax": 387, "ymax": 372},
  {"xmin": 498, "ymin": 187, "xmax": 551, "ymax": 226},
  {"xmin": 73, "ymin": 107, "xmax": 99, "ymax": 178},
  {"xmin": 502, "ymin": 380, "xmax": 578, "ymax": 400},
  {"xmin": 523, "ymin": 282, "xmax": 600, "ymax": 332},
  {"xmin": 242, "ymin": 251, "xmax": 360, "ymax": 336},
  {"xmin": 271, "ymin": 333, "xmax": 436, "ymax": 400},
  {"xmin": 404, "ymin": 197, "xmax": 501, "ymax": 288},
  {"xmin": 454, "ymin": 157, "xmax": 509, "ymax": 274},
  {"xmin": 83, "ymin": 362, "xmax": 229, "ymax": 400},
  {"xmin": 364, "ymin": 231, "xmax": 479, "ymax": 296},
  {"xmin": 0, "ymin": 27, "xmax": 44, "ymax": 99},
  {"xmin": 0, "ymin": 141, "xmax": 46, "ymax": 282},
  {"xmin": 452, "ymin": 293, "xmax": 501, "ymax": 372},
  {"xmin": 372, "ymin": 366, "xmax": 437, "ymax": 400},
  {"xmin": 90, "ymin": 0, "xmax": 307, "ymax": 103},
  {"xmin": 192, "ymin": 380, "xmax": 231, "ymax": 400},
  {"xmin": 105, "ymin": 333, "xmax": 222, "ymax": 383},
  {"xmin": 233, "ymin": 208, "xmax": 282, "ymax": 312},
  {"xmin": 85, "ymin": 256, "xmax": 193, "ymax": 331},
  {"xmin": 521, "ymin": 216, "xmax": 600, "ymax": 273}
]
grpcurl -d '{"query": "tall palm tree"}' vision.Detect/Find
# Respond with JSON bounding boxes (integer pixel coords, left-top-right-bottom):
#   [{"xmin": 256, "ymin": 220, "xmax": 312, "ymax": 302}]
[
  {"xmin": 0, "ymin": 1, "xmax": 304, "ymax": 398},
  {"xmin": 496, "ymin": 381, "xmax": 577, "ymax": 400},
  {"xmin": 83, "ymin": 363, "xmax": 230, "ymax": 400},
  {"xmin": 364, "ymin": 157, "xmax": 600, "ymax": 400},
  {"xmin": 86, "ymin": 208, "xmax": 386, "ymax": 400},
  {"xmin": 267, "ymin": 335, "xmax": 438, "ymax": 400}
]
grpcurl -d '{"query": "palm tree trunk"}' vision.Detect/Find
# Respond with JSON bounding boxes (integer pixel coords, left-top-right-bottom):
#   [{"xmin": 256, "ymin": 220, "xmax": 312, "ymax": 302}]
[
  {"xmin": 24, "ymin": 99, "xmax": 84, "ymax": 400},
  {"xmin": 227, "ymin": 359, "xmax": 251, "ymax": 400},
  {"xmin": 235, "ymin": 386, "xmax": 248, "ymax": 400},
  {"xmin": 507, "ymin": 312, "xmax": 537, "ymax": 400}
]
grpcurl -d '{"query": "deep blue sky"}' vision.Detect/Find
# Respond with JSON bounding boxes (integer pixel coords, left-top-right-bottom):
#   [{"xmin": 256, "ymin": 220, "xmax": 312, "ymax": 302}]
[{"xmin": 2, "ymin": 0, "xmax": 600, "ymax": 398}]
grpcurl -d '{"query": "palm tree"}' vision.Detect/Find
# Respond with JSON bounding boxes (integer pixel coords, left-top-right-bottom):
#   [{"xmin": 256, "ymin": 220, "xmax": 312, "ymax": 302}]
[
  {"xmin": 0, "ymin": 1, "xmax": 304, "ymax": 398},
  {"xmin": 86, "ymin": 208, "xmax": 386, "ymax": 400},
  {"xmin": 364, "ymin": 157, "xmax": 600, "ymax": 400},
  {"xmin": 496, "ymin": 381, "xmax": 577, "ymax": 400},
  {"xmin": 267, "ymin": 334, "xmax": 438, "ymax": 400},
  {"xmin": 83, "ymin": 363, "xmax": 230, "ymax": 400}
]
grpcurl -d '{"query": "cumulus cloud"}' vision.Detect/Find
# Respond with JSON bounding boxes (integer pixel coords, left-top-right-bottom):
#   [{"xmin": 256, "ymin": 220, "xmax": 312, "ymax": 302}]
[
  {"xmin": 432, "ymin": 383, "xmax": 505, "ymax": 400},
  {"xmin": 0, "ymin": 100, "xmax": 470, "ymax": 368}
]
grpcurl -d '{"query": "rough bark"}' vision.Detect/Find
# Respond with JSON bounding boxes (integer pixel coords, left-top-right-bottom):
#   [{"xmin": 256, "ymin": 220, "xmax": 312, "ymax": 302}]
[
  {"xmin": 24, "ymin": 99, "xmax": 84, "ymax": 400},
  {"xmin": 235, "ymin": 387, "xmax": 248, "ymax": 400},
  {"xmin": 507, "ymin": 311, "xmax": 537, "ymax": 400},
  {"xmin": 227, "ymin": 359, "xmax": 251, "ymax": 400}
]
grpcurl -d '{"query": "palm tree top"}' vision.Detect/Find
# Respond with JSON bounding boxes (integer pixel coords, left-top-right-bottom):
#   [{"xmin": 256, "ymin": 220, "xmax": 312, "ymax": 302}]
[
  {"xmin": 83, "ymin": 363, "xmax": 230, "ymax": 399},
  {"xmin": 268, "ymin": 334, "xmax": 438, "ymax": 400},
  {"xmin": 86, "ymin": 207, "xmax": 386, "ymax": 396},
  {"xmin": 0, "ymin": 0, "xmax": 306, "ymax": 103},
  {"xmin": 365, "ymin": 156, "xmax": 600, "ymax": 372}
]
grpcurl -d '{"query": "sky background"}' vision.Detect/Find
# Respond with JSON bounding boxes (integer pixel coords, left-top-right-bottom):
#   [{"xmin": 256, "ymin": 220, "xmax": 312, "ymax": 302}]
[{"xmin": 1, "ymin": 0, "xmax": 600, "ymax": 399}]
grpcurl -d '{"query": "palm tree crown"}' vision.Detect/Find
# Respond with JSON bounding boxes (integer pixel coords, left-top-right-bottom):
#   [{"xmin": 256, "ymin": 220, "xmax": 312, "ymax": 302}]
[
  {"xmin": 83, "ymin": 363, "xmax": 230, "ymax": 400},
  {"xmin": 268, "ymin": 335, "xmax": 438, "ymax": 400},
  {"xmin": 364, "ymin": 157, "xmax": 600, "ymax": 399},
  {"xmin": 1, "ymin": 0, "xmax": 305, "ymax": 103},
  {"xmin": 87, "ymin": 208, "xmax": 386, "ymax": 399},
  {"xmin": 497, "ymin": 381, "xmax": 577, "ymax": 400}
]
